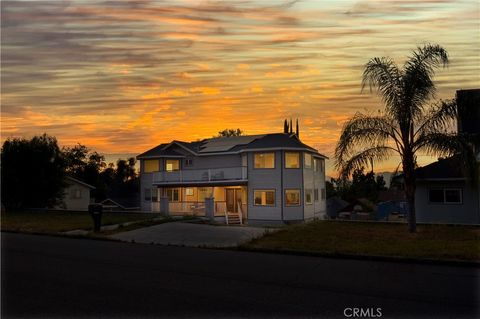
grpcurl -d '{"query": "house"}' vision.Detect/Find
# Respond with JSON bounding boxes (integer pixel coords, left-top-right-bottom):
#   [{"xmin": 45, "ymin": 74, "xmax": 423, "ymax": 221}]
[
  {"xmin": 137, "ymin": 132, "xmax": 327, "ymax": 224},
  {"xmin": 414, "ymin": 89, "xmax": 480, "ymax": 225},
  {"xmin": 59, "ymin": 176, "xmax": 95, "ymax": 211}
]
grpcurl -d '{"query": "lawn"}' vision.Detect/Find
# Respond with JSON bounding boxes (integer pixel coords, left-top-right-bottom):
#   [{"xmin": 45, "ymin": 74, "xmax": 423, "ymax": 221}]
[
  {"xmin": 243, "ymin": 220, "xmax": 480, "ymax": 262},
  {"xmin": 1, "ymin": 211, "xmax": 163, "ymax": 234}
]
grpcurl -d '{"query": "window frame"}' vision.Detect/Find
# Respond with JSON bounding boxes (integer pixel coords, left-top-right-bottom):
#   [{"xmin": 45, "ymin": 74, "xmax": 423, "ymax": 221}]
[
  {"xmin": 314, "ymin": 158, "xmax": 320, "ymax": 172},
  {"xmin": 285, "ymin": 189, "xmax": 301, "ymax": 207},
  {"xmin": 144, "ymin": 159, "xmax": 160, "ymax": 173},
  {"xmin": 305, "ymin": 188, "xmax": 313, "ymax": 205},
  {"xmin": 253, "ymin": 152, "xmax": 275, "ymax": 169},
  {"xmin": 165, "ymin": 159, "xmax": 180, "ymax": 172},
  {"xmin": 314, "ymin": 188, "xmax": 319, "ymax": 201},
  {"xmin": 304, "ymin": 153, "xmax": 312, "ymax": 169},
  {"xmin": 429, "ymin": 188, "xmax": 463, "ymax": 204},
  {"xmin": 185, "ymin": 158, "xmax": 194, "ymax": 167},
  {"xmin": 166, "ymin": 188, "xmax": 180, "ymax": 202},
  {"xmin": 253, "ymin": 189, "xmax": 276, "ymax": 206},
  {"xmin": 285, "ymin": 152, "xmax": 300, "ymax": 169}
]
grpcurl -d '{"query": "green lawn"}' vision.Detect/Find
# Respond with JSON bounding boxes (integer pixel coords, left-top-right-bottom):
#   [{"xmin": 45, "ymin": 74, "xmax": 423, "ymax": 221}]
[
  {"xmin": 244, "ymin": 221, "xmax": 480, "ymax": 261},
  {"xmin": 1, "ymin": 211, "xmax": 162, "ymax": 234}
]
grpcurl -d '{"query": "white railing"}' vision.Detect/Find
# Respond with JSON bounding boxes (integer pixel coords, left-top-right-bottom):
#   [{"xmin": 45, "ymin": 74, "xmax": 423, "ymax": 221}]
[
  {"xmin": 169, "ymin": 201, "xmax": 205, "ymax": 216},
  {"xmin": 152, "ymin": 166, "xmax": 247, "ymax": 184}
]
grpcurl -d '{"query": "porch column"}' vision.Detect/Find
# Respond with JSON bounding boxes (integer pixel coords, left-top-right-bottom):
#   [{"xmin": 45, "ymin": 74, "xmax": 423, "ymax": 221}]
[
  {"xmin": 160, "ymin": 196, "xmax": 169, "ymax": 217},
  {"xmin": 205, "ymin": 197, "xmax": 215, "ymax": 220}
]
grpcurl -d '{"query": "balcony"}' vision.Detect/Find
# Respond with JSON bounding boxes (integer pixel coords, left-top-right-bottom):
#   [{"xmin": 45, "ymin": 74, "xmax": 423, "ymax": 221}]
[{"xmin": 152, "ymin": 166, "xmax": 248, "ymax": 185}]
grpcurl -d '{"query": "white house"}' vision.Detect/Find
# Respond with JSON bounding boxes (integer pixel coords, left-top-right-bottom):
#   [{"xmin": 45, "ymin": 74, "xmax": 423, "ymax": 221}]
[
  {"xmin": 59, "ymin": 176, "xmax": 95, "ymax": 211},
  {"xmin": 137, "ymin": 132, "xmax": 327, "ymax": 224}
]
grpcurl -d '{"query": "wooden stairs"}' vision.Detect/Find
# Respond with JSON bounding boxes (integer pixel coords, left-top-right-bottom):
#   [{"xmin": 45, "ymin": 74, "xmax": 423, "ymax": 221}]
[{"xmin": 225, "ymin": 202, "xmax": 243, "ymax": 225}]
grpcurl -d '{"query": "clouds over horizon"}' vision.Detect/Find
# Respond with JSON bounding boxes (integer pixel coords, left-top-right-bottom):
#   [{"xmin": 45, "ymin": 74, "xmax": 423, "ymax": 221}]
[{"xmin": 1, "ymin": 0, "xmax": 479, "ymax": 172}]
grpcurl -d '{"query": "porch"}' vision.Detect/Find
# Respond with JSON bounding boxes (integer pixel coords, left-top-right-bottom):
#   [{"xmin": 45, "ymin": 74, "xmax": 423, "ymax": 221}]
[{"xmin": 151, "ymin": 186, "xmax": 248, "ymax": 221}]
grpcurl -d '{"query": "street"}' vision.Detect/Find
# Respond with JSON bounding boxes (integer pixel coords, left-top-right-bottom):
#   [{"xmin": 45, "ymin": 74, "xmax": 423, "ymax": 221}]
[{"xmin": 2, "ymin": 233, "xmax": 479, "ymax": 318}]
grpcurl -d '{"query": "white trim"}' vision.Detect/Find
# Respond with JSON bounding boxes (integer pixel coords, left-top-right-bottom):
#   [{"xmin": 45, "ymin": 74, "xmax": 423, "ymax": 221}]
[
  {"xmin": 66, "ymin": 176, "xmax": 96, "ymax": 189},
  {"xmin": 162, "ymin": 141, "xmax": 197, "ymax": 155}
]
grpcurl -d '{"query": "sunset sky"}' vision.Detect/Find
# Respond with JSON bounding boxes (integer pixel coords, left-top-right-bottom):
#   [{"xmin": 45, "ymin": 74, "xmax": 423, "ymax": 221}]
[{"xmin": 2, "ymin": 0, "xmax": 479, "ymax": 175}]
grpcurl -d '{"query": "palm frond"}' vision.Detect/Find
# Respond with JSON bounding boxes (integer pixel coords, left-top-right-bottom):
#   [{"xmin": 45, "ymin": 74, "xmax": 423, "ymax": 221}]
[
  {"xmin": 414, "ymin": 99, "xmax": 457, "ymax": 139},
  {"xmin": 362, "ymin": 57, "xmax": 402, "ymax": 110},
  {"xmin": 337, "ymin": 146, "xmax": 396, "ymax": 178},
  {"xmin": 335, "ymin": 113, "xmax": 401, "ymax": 168},
  {"xmin": 403, "ymin": 44, "xmax": 449, "ymax": 117}
]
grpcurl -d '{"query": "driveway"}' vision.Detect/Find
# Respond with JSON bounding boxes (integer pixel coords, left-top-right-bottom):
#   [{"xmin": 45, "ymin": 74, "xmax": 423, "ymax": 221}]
[{"xmin": 110, "ymin": 221, "xmax": 271, "ymax": 247}]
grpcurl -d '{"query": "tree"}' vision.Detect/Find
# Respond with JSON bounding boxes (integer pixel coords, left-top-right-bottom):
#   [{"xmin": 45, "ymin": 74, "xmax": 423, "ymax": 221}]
[
  {"xmin": 335, "ymin": 44, "xmax": 477, "ymax": 232},
  {"xmin": 1, "ymin": 134, "xmax": 66, "ymax": 210},
  {"xmin": 216, "ymin": 128, "xmax": 244, "ymax": 137}
]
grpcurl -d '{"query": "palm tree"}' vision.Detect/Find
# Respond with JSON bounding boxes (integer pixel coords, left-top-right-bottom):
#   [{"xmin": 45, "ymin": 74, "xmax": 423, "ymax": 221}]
[{"xmin": 335, "ymin": 44, "xmax": 477, "ymax": 233}]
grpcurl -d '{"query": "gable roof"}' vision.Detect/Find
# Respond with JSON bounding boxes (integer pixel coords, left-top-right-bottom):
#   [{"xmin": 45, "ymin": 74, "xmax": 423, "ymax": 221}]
[
  {"xmin": 137, "ymin": 133, "xmax": 328, "ymax": 159},
  {"xmin": 66, "ymin": 176, "xmax": 96, "ymax": 189}
]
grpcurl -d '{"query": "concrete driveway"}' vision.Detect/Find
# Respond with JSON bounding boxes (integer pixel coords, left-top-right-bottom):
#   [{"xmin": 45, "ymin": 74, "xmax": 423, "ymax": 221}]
[{"xmin": 110, "ymin": 221, "xmax": 272, "ymax": 247}]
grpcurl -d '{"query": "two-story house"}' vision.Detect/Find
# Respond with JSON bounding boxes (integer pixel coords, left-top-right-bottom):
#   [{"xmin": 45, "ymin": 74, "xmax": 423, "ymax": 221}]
[{"xmin": 137, "ymin": 132, "xmax": 327, "ymax": 224}]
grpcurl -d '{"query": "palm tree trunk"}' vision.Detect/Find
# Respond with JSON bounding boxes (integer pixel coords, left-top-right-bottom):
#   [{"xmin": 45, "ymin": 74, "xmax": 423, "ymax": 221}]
[{"xmin": 403, "ymin": 156, "xmax": 417, "ymax": 233}]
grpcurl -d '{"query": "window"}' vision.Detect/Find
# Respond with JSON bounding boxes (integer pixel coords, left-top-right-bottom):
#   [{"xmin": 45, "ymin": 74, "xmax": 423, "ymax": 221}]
[
  {"xmin": 185, "ymin": 188, "xmax": 194, "ymax": 196},
  {"xmin": 285, "ymin": 152, "xmax": 300, "ymax": 168},
  {"xmin": 304, "ymin": 153, "xmax": 312, "ymax": 169},
  {"xmin": 185, "ymin": 158, "xmax": 193, "ymax": 167},
  {"xmin": 285, "ymin": 189, "xmax": 300, "ymax": 206},
  {"xmin": 254, "ymin": 190, "xmax": 275, "ymax": 206},
  {"xmin": 151, "ymin": 188, "xmax": 158, "ymax": 202},
  {"xmin": 72, "ymin": 189, "xmax": 82, "ymax": 199},
  {"xmin": 254, "ymin": 153, "xmax": 275, "ymax": 169},
  {"xmin": 429, "ymin": 188, "xmax": 462, "ymax": 204},
  {"xmin": 144, "ymin": 188, "xmax": 151, "ymax": 201},
  {"xmin": 321, "ymin": 188, "xmax": 326, "ymax": 200},
  {"xmin": 165, "ymin": 159, "xmax": 180, "ymax": 172},
  {"xmin": 314, "ymin": 188, "xmax": 319, "ymax": 201},
  {"xmin": 166, "ymin": 188, "xmax": 180, "ymax": 202},
  {"xmin": 305, "ymin": 189, "xmax": 313, "ymax": 204},
  {"xmin": 321, "ymin": 160, "xmax": 325, "ymax": 172},
  {"xmin": 314, "ymin": 159, "xmax": 320, "ymax": 172},
  {"xmin": 144, "ymin": 159, "xmax": 159, "ymax": 173}
]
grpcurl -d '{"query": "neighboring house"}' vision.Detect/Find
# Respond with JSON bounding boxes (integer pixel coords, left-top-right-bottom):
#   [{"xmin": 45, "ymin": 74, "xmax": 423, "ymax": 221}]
[
  {"xmin": 59, "ymin": 176, "xmax": 95, "ymax": 211},
  {"xmin": 414, "ymin": 89, "xmax": 480, "ymax": 225},
  {"xmin": 137, "ymin": 132, "xmax": 327, "ymax": 223}
]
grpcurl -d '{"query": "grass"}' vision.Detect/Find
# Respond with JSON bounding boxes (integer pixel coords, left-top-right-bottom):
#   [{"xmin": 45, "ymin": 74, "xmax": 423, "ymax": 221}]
[
  {"xmin": 1, "ymin": 210, "xmax": 163, "ymax": 234},
  {"xmin": 243, "ymin": 220, "xmax": 480, "ymax": 262}
]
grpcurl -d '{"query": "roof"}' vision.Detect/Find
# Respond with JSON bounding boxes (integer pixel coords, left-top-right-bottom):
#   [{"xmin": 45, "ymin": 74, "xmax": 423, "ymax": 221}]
[
  {"xmin": 137, "ymin": 133, "xmax": 327, "ymax": 159},
  {"xmin": 99, "ymin": 196, "xmax": 140, "ymax": 209},
  {"xmin": 415, "ymin": 157, "xmax": 465, "ymax": 180},
  {"xmin": 66, "ymin": 176, "xmax": 96, "ymax": 189}
]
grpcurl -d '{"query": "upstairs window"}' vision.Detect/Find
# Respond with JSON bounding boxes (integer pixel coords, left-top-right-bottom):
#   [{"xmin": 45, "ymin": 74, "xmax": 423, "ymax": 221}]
[
  {"xmin": 304, "ymin": 153, "xmax": 312, "ymax": 169},
  {"xmin": 314, "ymin": 159, "xmax": 320, "ymax": 172},
  {"xmin": 285, "ymin": 152, "xmax": 300, "ymax": 168},
  {"xmin": 144, "ymin": 159, "xmax": 159, "ymax": 173},
  {"xmin": 185, "ymin": 158, "xmax": 194, "ymax": 167},
  {"xmin": 165, "ymin": 159, "xmax": 180, "ymax": 172},
  {"xmin": 305, "ymin": 189, "xmax": 313, "ymax": 204},
  {"xmin": 254, "ymin": 153, "xmax": 275, "ymax": 169}
]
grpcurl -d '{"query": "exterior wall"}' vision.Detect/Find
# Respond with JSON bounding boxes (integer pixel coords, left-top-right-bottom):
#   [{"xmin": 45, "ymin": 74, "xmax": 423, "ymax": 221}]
[
  {"xmin": 415, "ymin": 180, "xmax": 480, "ymax": 224},
  {"xmin": 62, "ymin": 183, "xmax": 92, "ymax": 211},
  {"xmin": 247, "ymin": 151, "xmax": 283, "ymax": 221},
  {"xmin": 313, "ymin": 158, "xmax": 326, "ymax": 219},
  {"xmin": 282, "ymin": 152, "xmax": 304, "ymax": 221}
]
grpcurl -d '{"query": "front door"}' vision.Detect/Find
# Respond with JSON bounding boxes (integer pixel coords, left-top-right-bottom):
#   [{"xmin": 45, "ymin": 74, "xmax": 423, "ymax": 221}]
[{"xmin": 226, "ymin": 188, "xmax": 243, "ymax": 213}]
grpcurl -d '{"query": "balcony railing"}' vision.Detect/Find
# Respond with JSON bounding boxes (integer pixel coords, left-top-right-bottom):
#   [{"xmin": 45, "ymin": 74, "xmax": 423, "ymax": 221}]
[{"xmin": 152, "ymin": 166, "xmax": 247, "ymax": 184}]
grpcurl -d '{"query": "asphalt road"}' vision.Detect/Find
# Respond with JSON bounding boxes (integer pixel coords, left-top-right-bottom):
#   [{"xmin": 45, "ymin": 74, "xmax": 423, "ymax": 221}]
[{"xmin": 2, "ymin": 233, "xmax": 479, "ymax": 318}]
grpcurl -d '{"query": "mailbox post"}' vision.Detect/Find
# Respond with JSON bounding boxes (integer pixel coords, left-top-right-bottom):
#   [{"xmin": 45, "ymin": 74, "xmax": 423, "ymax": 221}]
[{"xmin": 88, "ymin": 204, "xmax": 103, "ymax": 232}]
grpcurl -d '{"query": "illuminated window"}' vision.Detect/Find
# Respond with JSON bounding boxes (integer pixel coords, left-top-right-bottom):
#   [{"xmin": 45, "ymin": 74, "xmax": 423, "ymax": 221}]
[
  {"xmin": 144, "ymin": 160, "xmax": 159, "ymax": 173},
  {"xmin": 305, "ymin": 189, "xmax": 313, "ymax": 204},
  {"xmin": 254, "ymin": 190, "xmax": 275, "ymax": 206},
  {"xmin": 285, "ymin": 189, "xmax": 300, "ymax": 206},
  {"xmin": 254, "ymin": 153, "xmax": 275, "ymax": 169},
  {"xmin": 185, "ymin": 188, "xmax": 194, "ymax": 196},
  {"xmin": 165, "ymin": 159, "xmax": 180, "ymax": 172},
  {"xmin": 304, "ymin": 153, "xmax": 312, "ymax": 169},
  {"xmin": 285, "ymin": 152, "xmax": 300, "ymax": 168}
]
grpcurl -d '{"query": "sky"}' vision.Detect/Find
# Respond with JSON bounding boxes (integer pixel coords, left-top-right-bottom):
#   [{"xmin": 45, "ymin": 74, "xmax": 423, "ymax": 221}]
[{"xmin": 1, "ymin": 0, "xmax": 479, "ymax": 175}]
